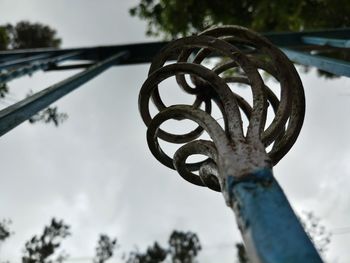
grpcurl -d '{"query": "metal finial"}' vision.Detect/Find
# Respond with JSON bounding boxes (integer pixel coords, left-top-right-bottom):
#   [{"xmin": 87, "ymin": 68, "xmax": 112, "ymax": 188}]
[{"xmin": 139, "ymin": 25, "xmax": 305, "ymax": 195}]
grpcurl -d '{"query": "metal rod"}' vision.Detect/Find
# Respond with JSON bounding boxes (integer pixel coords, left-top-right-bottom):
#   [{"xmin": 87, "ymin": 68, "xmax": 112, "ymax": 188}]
[
  {"xmin": 0, "ymin": 51, "xmax": 129, "ymax": 137},
  {"xmin": 0, "ymin": 52, "xmax": 81, "ymax": 84},
  {"xmin": 282, "ymin": 47, "xmax": 350, "ymax": 77},
  {"xmin": 302, "ymin": 36, "xmax": 350, "ymax": 48}
]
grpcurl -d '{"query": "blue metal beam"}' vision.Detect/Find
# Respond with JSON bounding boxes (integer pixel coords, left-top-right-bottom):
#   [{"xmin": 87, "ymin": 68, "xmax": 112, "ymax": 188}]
[
  {"xmin": 0, "ymin": 51, "xmax": 129, "ymax": 137},
  {"xmin": 0, "ymin": 42, "xmax": 168, "ymax": 65},
  {"xmin": 264, "ymin": 28, "xmax": 350, "ymax": 47},
  {"xmin": 0, "ymin": 28, "xmax": 348, "ymax": 75},
  {"xmin": 0, "ymin": 53, "xmax": 52, "ymax": 71},
  {"xmin": 282, "ymin": 48, "xmax": 350, "ymax": 77},
  {"xmin": 302, "ymin": 36, "xmax": 350, "ymax": 48},
  {"xmin": 0, "ymin": 52, "xmax": 81, "ymax": 84}
]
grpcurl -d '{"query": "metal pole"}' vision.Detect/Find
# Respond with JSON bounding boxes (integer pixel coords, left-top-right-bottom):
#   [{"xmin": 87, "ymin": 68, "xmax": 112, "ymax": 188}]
[
  {"xmin": 227, "ymin": 169, "xmax": 321, "ymax": 262},
  {"xmin": 0, "ymin": 51, "xmax": 129, "ymax": 137},
  {"xmin": 139, "ymin": 25, "xmax": 323, "ymax": 262}
]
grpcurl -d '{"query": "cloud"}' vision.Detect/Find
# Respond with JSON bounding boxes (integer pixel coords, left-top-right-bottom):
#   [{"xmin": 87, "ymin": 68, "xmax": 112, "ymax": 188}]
[{"xmin": 1, "ymin": 1, "xmax": 350, "ymax": 262}]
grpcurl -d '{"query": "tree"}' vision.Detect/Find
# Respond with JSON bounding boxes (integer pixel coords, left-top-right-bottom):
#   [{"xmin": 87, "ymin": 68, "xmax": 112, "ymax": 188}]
[
  {"xmin": 126, "ymin": 242, "xmax": 167, "ymax": 263},
  {"xmin": 130, "ymin": 0, "xmax": 350, "ymax": 79},
  {"xmin": 0, "ymin": 21, "xmax": 66, "ymax": 126},
  {"xmin": 93, "ymin": 234, "xmax": 118, "ymax": 263},
  {"xmin": 22, "ymin": 218, "xmax": 70, "ymax": 263},
  {"xmin": 168, "ymin": 231, "xmax": 201, "ymax": 263},
  {"xmin": 0, "ymin": 219, "xmax": 12, "ymax": 243},
  {"xmin": 300, "ymin": 211, "xmax": 332, "ymax": 255},
  {"xmin": 0, "ymin": 26, "xmax": 9, "ymax": 50},
  {"xmin": 0, "ymin": 21, "xmax": 61, "ymax": 50},
  {"xmin": 126, "ymin": 230, "xmax": 201, "ymax": 263},
  {"xmin": 130, "ymin": 0, "xmax": 350, "ymax": 39},
  {"xmin": 235, "ymin": 243, "xmax": 249, "ymax": 263},
  {"xmin": 0, "ymin": 213, "xmax": 331, "ymax": 263},
  {"xmin": 0, "ymin": 84, "xmax": 9, "ymax": 99},
  {"xmin": 28, "ymin": 106, "xmax": 68, "ymax": 127}
]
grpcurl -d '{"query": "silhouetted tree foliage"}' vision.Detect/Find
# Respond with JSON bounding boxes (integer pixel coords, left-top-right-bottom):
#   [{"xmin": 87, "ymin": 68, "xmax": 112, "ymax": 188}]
[
  {"xmin": 0, "ymin": 83, "xmax": 9, "ymax": 98},
  {"xmin": 235, "ymin": 243, "xmax": 249, "ymax": 263},
  {"xmin": 130, "ymin": 0, "xmax": 350, "ymax": 79},
  {"xmin": 130, "ymin": 0, "xmax": 350, "ymax": 38},
  {"xmin": 169, "ymin": 231, "xmax": 201, "ymax": 263},
  {"xmin": 300, "ymin": 211, "xmax": 332, "ymax": 255},
  {"xmin": 126, "ymin": 242, "xmax": 167, "ymax": 263},
  {"xmin": 0, "ymin": 26, "xmax": 10, "ymax": 50},
  {"xmin": 0, "ymin": 214, "xmax": 331, "ymax": 263},
  {"xmin": 126, "ymin": 230, "xmax": 201, "ymax": 263},
  {"xmin": 28, "ymin": 106, "xmax": 68, "ymax": 127},
  {"xmin": 22, "ymin": 218, "xmax": 70, "ymax": 263},
  {"xmin": 0, "ymin": 21, "xmax": 66, "ymax": 126},
  {"xmin": 22, "ymin": 90, "xmax": 68, "ymax": 127},
  {"xmin": 0, "ymin": 219, "xmax": 12, "ymax": 243},
  {"xmin": 0, "ymin": 21, "xmax": 61, "ymax": 50},
  {"xmin": 93, "ymin": 234, "xmax": 118, "ymax": 263}
]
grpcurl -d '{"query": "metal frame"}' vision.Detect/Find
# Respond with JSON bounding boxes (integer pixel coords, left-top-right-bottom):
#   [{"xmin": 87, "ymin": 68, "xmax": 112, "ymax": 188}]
[
  {"xmin": 1, "ymin": 28, "xmax": 348, "ymax": 137},
  {"xmin": 0, "ymin": 51, "xmax": 128, "ymax": 136},
  {"xmin": 0, "ymin": 27, "xmax": 349, "ymax": 263}
]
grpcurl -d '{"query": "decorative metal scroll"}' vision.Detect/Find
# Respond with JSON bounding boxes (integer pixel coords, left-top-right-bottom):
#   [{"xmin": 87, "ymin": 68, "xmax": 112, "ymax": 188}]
[{"xmin": 139, "ymin": 25, "xmax": 305, "ymax": 194}]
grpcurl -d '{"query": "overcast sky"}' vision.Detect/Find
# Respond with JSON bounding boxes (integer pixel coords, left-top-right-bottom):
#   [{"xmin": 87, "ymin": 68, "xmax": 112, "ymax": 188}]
[{"xmin": 0, "ymin": 1, "xmax": 350, "ymax": 262}]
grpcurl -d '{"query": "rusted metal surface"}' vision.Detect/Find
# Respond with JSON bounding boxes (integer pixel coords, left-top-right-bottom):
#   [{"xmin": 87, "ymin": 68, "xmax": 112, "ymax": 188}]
[
  {"xmin": 139, "ymin": 25, "xmax": 323, "ymax": 262},
  {"xmin": 139, "ymin": 25, "xmax": 304, "ymax": 192}
]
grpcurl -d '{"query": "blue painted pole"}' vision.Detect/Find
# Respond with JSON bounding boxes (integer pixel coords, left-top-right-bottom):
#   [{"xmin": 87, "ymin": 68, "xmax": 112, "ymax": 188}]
[
  {"xmin": 0, "ymin": 51, "xmax": 129, "ymax": 137},
  {"xmin": 226, "ymin": 169, "xmax": 323, "ymax": 263}
]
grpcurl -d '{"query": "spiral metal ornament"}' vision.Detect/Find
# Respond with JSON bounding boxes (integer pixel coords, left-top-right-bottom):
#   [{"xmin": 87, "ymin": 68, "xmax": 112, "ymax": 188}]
[{"xmin": 139, "ymin": 25, "xmax": 305, "ymax": 194}]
